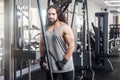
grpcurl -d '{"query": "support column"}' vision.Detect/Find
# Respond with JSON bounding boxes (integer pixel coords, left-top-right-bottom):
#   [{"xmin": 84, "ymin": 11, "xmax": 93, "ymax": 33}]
[{"xmin": 4, "ymin": 0, "xmax": 14, "ymax": 80}]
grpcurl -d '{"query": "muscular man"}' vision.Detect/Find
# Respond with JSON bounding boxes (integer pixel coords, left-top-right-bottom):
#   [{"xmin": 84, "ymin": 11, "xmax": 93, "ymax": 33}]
[{"xmin": 39, "ymin": 5, "xmax": 75, "ymax": 80}]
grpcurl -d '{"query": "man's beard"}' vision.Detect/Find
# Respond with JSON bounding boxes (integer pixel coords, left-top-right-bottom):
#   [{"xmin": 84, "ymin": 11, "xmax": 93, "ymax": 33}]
[{"xmin": 48, "ymin": 19, "xmax": 57, "ymax": 26}]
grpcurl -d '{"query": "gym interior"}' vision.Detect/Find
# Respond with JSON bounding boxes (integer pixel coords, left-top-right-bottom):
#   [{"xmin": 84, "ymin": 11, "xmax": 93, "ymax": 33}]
[{"xmin": 1, "ymin": 0, "xmax": 120, "ymax": 80}]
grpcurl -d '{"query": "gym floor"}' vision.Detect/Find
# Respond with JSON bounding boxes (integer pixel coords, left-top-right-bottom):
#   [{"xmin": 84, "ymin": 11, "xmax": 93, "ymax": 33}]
[
  {"xmin": 3, "ymin": 44, "xmax": 119, "ymax": 80},
  {"xmin": 16, "ymin": 56, "xmax": 120, "ymax": 80},
  {"xmin": 17, "ymin": 70, "xmax": 46, "ymax": 80},
  {"xmin": 95, "ymin": 58, "xmax": 120, "ymax": 80}
]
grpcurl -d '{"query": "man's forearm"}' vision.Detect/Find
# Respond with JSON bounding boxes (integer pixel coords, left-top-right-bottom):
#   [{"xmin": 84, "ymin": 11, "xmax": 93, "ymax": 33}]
[
  {"xmin": 40, "ymin": 45, "xmax": 45, "ymax": 57},
  {"xmin": 64, "ymin": 43, "xmax": 75, "ymax": 60}
]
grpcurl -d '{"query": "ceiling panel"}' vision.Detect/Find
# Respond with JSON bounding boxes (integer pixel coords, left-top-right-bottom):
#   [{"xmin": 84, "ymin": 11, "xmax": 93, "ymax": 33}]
[
  {"xmin": 92, "ymin": 0, "xmax": 120, "ymax": 13},
  {"xmin": 104, "ymin": 0, "xmax": 120, "ymax": 6}
]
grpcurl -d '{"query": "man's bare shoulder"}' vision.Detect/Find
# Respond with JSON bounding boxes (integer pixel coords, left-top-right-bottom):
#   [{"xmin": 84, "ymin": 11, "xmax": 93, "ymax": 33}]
[{"xmin": 60, "ymin": 22, "xmax": 71, "ymax": 30}]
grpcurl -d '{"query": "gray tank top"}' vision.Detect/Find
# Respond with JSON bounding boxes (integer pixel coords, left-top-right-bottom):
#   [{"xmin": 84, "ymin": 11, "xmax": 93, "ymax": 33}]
[{"xmin": 46, "ymin": 23, "xmax": 74, "ymax": 73}]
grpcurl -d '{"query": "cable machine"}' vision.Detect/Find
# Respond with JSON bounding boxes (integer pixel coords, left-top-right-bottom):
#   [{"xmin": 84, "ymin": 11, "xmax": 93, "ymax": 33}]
[
  {"xmin": 92, "ymin": 12, "xmax": 113, "ymax": 71},
  {"xmin": 70, "ymin": 0, "xmax": 95, "ymax": 80},
  {"xmin": 13, "ymin": 0, "xmax": 38, "ymax": 80}
]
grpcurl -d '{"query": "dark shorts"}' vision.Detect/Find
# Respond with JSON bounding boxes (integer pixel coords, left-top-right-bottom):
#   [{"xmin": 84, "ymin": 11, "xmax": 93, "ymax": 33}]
[{"xmin": 46, "ymin": 70, "xmax": 74, "ymax": 80}]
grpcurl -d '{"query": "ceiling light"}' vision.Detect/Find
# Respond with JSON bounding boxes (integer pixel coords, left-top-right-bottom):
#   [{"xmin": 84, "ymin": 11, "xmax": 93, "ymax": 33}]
[
  {"xmin": 104, "ymin": 0, "xmax": 120, "ymax": 6},
  {"xmin": 116, "ymin": 8, "xmax": 120, "ymax": 12}
]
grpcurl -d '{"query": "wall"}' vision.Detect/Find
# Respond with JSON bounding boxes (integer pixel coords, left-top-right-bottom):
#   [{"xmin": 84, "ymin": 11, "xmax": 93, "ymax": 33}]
[
  {"xmin": 0, "ymin": 2, "xmax": 4, "ymax": 38},
  {"xmin": 88, "ymin": 0, "xmax": 113, "ymax": 32},
  {"xmin": 88, "ymin": 0, "xmax": 101, "ymax": 30}
]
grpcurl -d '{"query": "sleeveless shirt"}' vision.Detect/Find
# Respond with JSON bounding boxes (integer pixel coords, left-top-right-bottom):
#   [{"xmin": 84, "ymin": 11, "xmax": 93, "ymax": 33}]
[{"xmin": 46, "ymin": 23, "xmax": 74, "ymax": 73}]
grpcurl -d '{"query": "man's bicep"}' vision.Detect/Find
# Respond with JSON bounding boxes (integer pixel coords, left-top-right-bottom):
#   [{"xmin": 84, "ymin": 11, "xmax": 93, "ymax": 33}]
[{"xmin": 64, "ymin": 26, "xmax": 74, "ymax": 45}]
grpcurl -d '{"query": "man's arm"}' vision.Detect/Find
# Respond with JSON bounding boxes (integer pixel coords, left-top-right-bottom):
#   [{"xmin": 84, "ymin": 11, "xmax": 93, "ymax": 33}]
[
  {"xmin": 63, "ymin": 25, "xmax": 75, "ymax": 60},
  {"xmin": 39, "ymin": 35, "xmax": 45, "ymax": 57},
  {"xmin": 39, "ymin": 35, "xmax": 47, "ymax": 70},
  {"xmin": 55, "ymin": 24, "xmax": 75, "ymax": 70}
]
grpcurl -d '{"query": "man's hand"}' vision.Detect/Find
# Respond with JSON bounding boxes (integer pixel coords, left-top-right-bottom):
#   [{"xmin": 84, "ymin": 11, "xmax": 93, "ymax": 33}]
[
  {"xmin": 56, "ymin": 58, "xmax": 68, "ymax": 70},
  {"xmin": 40, "ymin": 56, "xmax": 47, "ymax": 70}
]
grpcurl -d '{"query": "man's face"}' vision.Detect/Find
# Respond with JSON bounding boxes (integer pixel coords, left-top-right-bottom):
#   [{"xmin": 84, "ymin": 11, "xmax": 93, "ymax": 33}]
[{"xmin": 47, "ymin": 8, "xmax": 58, "ymax": 25}]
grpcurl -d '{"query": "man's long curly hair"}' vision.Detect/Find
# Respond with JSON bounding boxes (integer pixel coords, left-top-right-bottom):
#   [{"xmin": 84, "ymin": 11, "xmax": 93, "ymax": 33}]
[{"xmin": 47, "ymin": 5, "xmax": 67, "ymax": 24}]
